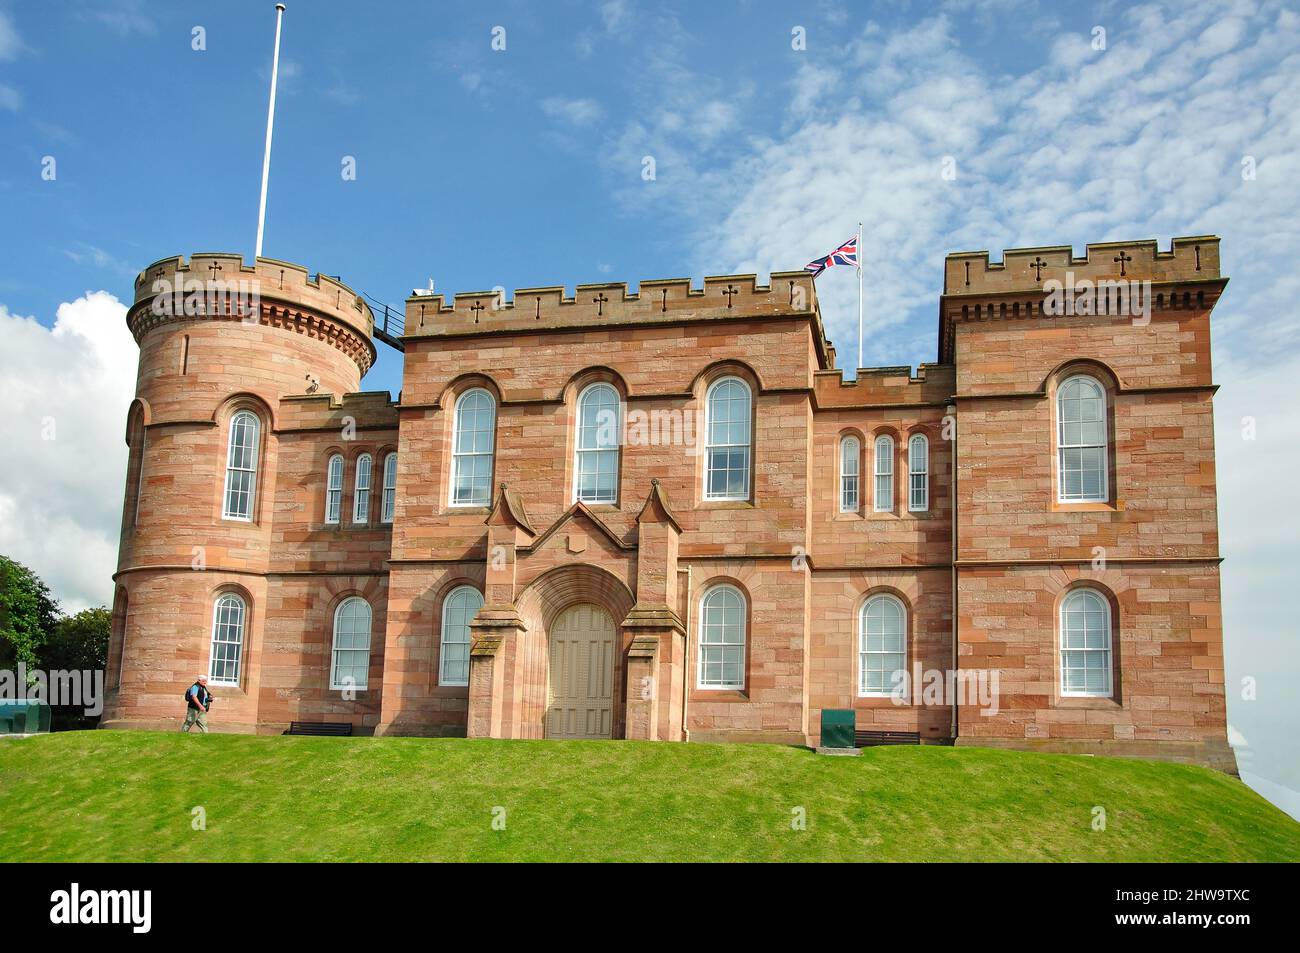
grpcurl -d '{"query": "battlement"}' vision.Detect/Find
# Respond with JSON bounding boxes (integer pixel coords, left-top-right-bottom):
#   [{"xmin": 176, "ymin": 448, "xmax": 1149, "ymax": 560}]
[
  {"xmin": 277, "ymin": 390, "xmax": 400, "ymax": 433},
  {"xmin": 944, "ymin": 236, "xmax": 1221, "ymax": 296},
  {"xmin": 814, "ymin": 363, "xmax": 955, "ymax": 408},
  {"xmin": 402, "ymin": 271, "xmax": 821, "ymax": 339},
  {"xmin": 130, "ymin": 252, "xmax": 374, "ymax": 342}
]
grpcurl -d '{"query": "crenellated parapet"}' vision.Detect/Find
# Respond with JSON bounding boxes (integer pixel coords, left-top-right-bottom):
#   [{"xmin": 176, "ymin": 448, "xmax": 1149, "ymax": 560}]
[
  {"xmin": 277, "ymin": 390, "xmax": 400, "ymax": 433},
  {"xmin": 814, "ymin": 363, "xmax": 955, "ymax": 408},
  {"xmin": 128, "ymin": 252, "xmax": 376, "ymax": 375},
  {"xmin": 944, "ymin": 235, "xmax": 1221, "ymax": 295},
  {"xmin": 402, "ymin": 271, "xmax": 820, "ymax": 339}
]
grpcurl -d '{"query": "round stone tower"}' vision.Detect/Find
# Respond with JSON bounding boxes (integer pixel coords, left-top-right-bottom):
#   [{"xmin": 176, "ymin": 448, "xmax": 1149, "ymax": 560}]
[{"xmin": 101, "ymin": 253, "xmax": 375, "ymax": 731}]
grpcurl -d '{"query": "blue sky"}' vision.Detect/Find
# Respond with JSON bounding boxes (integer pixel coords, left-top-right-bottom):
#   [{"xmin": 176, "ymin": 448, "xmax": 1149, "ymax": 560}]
[{"xmin": 2, "ymin": 0, "xmax": 1299, "ymax": 813}]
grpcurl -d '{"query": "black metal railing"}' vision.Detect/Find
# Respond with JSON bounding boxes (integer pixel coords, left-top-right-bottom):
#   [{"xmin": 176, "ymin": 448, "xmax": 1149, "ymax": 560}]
[{"xmin": 362, "ymin": 292, "xmax": 405, "ymax": 351}]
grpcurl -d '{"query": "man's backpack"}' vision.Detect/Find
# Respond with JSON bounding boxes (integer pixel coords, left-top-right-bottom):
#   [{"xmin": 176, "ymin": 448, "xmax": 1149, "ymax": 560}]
[{"xmin": 183, "ymin": 683, "xmax": 204, "ymax": 704}]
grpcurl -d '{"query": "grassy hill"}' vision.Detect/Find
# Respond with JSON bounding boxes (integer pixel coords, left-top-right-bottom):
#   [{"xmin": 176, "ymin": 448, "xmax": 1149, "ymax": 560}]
[{"xmin": 2, "ymin": 731, "xmax": 1297, "ymax": 862}]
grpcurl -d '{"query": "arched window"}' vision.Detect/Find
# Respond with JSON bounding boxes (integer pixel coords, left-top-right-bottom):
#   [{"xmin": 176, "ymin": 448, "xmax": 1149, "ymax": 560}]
[
  {"xmin": 697, "ymin": 584, "xmax": 746, "ymax": 690},
  {"xmin": 908, "ymin": 434, "xmax": 929, "ymax": 512},
  {"xmin": 574, "ymin": 383, "xmax": 621, "ymax": 503},
  {"xmin": 439, "ymin": 586, "xmax": 483, "ymax": 687},
  {"xmin": 325, "ymin": 454, "xmax": 344, "ymax": 524},
  {"xmin": 330, "ymin": 597, "xmax": 372, "ymax": 691},
  {"xmin": 704, "ymin": 377, "xmax": 751, "ymax": 501},
  {"xmin": 451, "ymin": 388, "xmax": 496, "ymax": 507},
  {"xmin": 859, "ymin": 594, "xmax": 906, "ymax": 696},
  {"xmin": 125, "ymin": 412, "xmax": 146, "ymax": 530},
  {"xmin": 1060, "ymin": 588, "xmax": 1113, "ymax": 697},
  {"xmin": 839, "ymin": 435, "xmax": 860, "ymax": 513},
  {"xmin": 111, "ymin": 588, "xmax": 129, "ymax": 690},
  {"xmin": 352, "ymin": 453, "xmax": 373, "ymax": 524},
  {"xmin": 873, "ymin": 435, "xmax": 894, "ymax": 512},
  {"xmin": 222, "ymin": 411, "xmax": 260, "ymax": 520},
  {"xmin": 208, "ymin": 592, "xmax": 246, "ymax": 686},
  {"xmin": 381, "ymin": 452, "xmax": 398, "ymax": 523},
  {"xmin": 1057, "ymin": 375, "xmax": 1108, "ymax": 503}
]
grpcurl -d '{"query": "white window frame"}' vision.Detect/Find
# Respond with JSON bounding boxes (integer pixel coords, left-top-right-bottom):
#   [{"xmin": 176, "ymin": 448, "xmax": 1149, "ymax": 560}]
[
  {"xmin": 221, "ymin": 411, "xmax": 260, "ymax": 521},
  {"xmin": 839, "ymin": 435, "xmax": 860, "ymax": 513},
  {"xmin": 696, "ymin": 584, "xmax": 746, "ymax": 690},
  {"xmin": 1056, "ymin": 375, "xmax": 1109, "ymax": 504},
  {"xmin": 1059, "ymin": 588, "xmax": 1113, "ymax": 698},
  {"xmin": 439, "ymin": 585, "xmax": 483, "ymax": 687},
  {"xmin": 703, "ymin": 377, "xmax": 752, "ymax": 502},
  {"xmin": 325, "ymin": 453, "xmax": 344, "ymax": 524},
  {"xmin": 859, "ymin": 593, "xmax": 907, "ymax": 698},
  {"xmin": 450, "ymin": 388, "xmax": 496, "ymax": 507},
  {"xmin": 352, "ymin": 453, "xmax": 373, "ymax": 524},
  {"xmin": 573, "ymin": 383, "xmax": 621, "ymax": 504},
  {"xmin": 873, "ymin": 435, "xmax": 894, "ymax": 512},
  {"xmin": 908, "ymin": 434, "xmax": 929, "ymax": 512},
  {"xmin": 330, "ymin": 596, "xmax": 372, "ymax": 691},
  {"xmin": 381, "ymin": 451, "xmax": 398, "ymax": 523},
  {"xmin": 208, "ymin": 592, "xmax": 246, "ymax": 687}
]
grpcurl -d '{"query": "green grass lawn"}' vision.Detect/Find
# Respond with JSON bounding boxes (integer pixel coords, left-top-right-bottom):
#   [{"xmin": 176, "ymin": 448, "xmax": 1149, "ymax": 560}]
[{"xmin": 1, "ymin": 731, "xmax": 1297, "ymax": 862}]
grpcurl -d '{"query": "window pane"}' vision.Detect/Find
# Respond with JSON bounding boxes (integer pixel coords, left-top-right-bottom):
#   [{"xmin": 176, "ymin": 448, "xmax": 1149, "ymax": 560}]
[
  {"xmin": 331, "ymin": 598, "xmax": 371, "ymax": 689},
  {"xmin": 860, "ymin": 596, "xmax": 905, "ymax": 695},
  {"xmin": 440, "ymin": 587, "xmax": 482, "ymax": 686},
  {"xmin": 699, "ymin": 587, "xmax": 745, "ymax": 688}
]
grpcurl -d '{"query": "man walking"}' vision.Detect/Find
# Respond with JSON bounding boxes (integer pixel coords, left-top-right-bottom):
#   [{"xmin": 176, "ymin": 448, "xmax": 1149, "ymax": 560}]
[{"xmin": 183, "ymin": 675, "xmax": 211, "ymax": 733}]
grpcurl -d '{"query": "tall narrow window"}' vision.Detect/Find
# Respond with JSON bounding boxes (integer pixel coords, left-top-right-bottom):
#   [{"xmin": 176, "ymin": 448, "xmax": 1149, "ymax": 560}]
[
  {"xmin": 1060, "ymin": 588, "xmax": 1113, "ymax": 697},
  {"xmin": 574, "ymin": 383, "xmax": 621, "ymax": 503},
  {"xmin": 352, "ymin": 453, "xmax": 373, "ymax": 524},
  {"xmin": 839, "ymin": 435, "xmax": 860, "ymax": 512},
  {"xmin": 208, "ymin": 592, "xmax": 246, "ymax": 686},
  {"xmin": 325, "ymin": 454, "xmax": 343, "ymax": 524},
  {"xmin": 908, "ymin": 434, "xmax": 929, "ymax": 512},
  {"xmin": 381, "ymin": 452, "xmax": 398, "ymax": 523},
  {"xmin": 451, "ymin": 388, "xmax": 495, "ymax": 507},
  {"xmin": 222, "ymin": 411, "xmax": 260, "ymax": 520},
  {"xmin": 859, "ymin": 594, "xmax": 906, "ymax": 697},
  {"xmin": 439, "ymin": 586, "xmax": 483, "ymax": 687},
  {"xmin": 1057, "ymin": 375, "xmax": 1108, "ymax": 503},
  {"xmin": 124, "ymin": 412, "xmax": 146, "ymax": 531},
  {"xmin": 697, "ymin": 584, "xmax": 746, "ymax": 690},
  {"xmin": 873, "ymin": 435, "xmax": 894, "ymax": 512},
  {"xmin": 704, "ymin": 377, "xmax": 751, "ymax": 501},
  {"xmin": 330, "ymin": 597, "xmax": 372, "ymax": 691}
]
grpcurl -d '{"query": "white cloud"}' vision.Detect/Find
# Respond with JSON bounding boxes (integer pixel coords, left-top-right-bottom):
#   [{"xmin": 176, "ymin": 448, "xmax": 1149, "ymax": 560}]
[
  {"xmin": 541, "ymin": 96, "xmax": 604, "ymax": 125},
  {"xmin": 83, "ymin": 0, "xmax": 156, "ymax": 37},
  {"xmin": 62, "ymin": 243, "xmax": 134, "ymax": 278},
  {"xmin": 593, "ymin": 0, "xmax": 1300, "ymax": 794},
  {"xmin": 0, "ymin": 293, "xmax": 136, "ymax": 612},
  {"xmin": 0, "ymin": 9, "xmax": 22, "ymax": 60},
  {"xmin": 600, "ymin": 0, "xmax": 632, "ymax": 33},
  {"xmin": 0, "ymin": 82, "xmax": 18, "ymax": 111}
]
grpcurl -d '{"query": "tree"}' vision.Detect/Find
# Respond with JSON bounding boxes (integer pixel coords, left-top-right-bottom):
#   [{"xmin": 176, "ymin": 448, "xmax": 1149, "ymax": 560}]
[
  {"xmin": 45, "ymin": 607, "xmax": 110, "ymax": 673},
  {"xmin": 45, "ymin": 607, "xmax": 111, "ymax": 731},
  {"xmin": 0, "ymin": 555, "xmax": 60, "ymax": 673}
]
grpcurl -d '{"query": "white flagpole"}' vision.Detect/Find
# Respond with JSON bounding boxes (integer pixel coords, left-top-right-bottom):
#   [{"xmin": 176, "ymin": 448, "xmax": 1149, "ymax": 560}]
[
  {"xmin": 255, "ymin": 3, "xmax": 287, "ymax": 261},
  {"xmin": 857, "ymin": 221, "xmax": 864, "ymax": 373}
]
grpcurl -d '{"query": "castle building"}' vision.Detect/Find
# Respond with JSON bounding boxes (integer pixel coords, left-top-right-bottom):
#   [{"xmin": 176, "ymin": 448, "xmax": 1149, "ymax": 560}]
[{"xmin": 101, "ymin": 237, "xmax": 1234, "ymax": 771}]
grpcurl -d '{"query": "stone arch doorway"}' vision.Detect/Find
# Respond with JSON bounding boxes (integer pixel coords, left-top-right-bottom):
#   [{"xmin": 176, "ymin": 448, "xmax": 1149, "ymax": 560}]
[
  {"xmin": 545, "ymin": 603, "xmax": 616, "ymax": 739},
  {"xmin": 511, "ymin": 563, "xmax": 636, "ymax": 739}
]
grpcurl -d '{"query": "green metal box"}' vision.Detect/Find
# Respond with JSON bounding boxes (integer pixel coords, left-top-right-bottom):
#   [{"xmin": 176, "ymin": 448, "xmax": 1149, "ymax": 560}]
[{"xmin": 820, "ymin": 708, "xmax": 856, "ymax": 749}]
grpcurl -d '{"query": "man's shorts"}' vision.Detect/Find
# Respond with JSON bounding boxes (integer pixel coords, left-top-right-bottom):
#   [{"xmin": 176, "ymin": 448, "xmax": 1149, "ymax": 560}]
[{"xmin": 183, "ymin": 707, "xmax": 208, "ymax": 733}]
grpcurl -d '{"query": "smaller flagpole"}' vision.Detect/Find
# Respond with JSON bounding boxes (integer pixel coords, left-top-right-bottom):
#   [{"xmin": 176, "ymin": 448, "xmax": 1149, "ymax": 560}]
[
  {"xmin": 857, "ymin": 221, "xmax": 864, "ymax": 374},
  {"xmin": 255, "ymin": 3, "xmax": 287, "ymax": 261}
]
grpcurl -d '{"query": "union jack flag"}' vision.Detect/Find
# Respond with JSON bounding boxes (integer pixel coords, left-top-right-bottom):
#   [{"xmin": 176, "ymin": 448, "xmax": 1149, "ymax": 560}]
[{"xmin": 804, "ymin": 235, "xmax": 859, "ymax": 278}]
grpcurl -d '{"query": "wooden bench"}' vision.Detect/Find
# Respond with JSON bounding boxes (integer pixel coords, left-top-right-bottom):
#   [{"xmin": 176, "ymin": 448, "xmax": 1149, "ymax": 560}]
[
  {"xmin": 855, "ymin": 729, "xmax": 921, "ymax": 747},
  {"xmin": 284, "ymin": 721, "xmax": 353, "ymax": 737}
]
